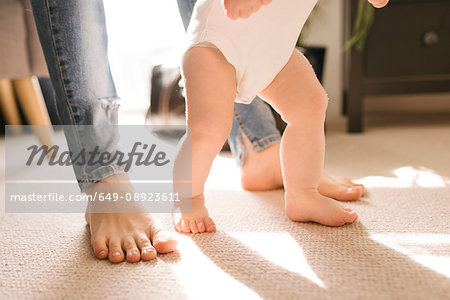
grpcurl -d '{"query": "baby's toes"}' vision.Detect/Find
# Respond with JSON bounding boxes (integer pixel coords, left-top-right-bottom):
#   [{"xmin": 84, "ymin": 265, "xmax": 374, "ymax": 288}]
[
  {"xmin": 204, "ymin": 217, "xmax": 216, "ymax": 232},
  {"xmin": 180, "ymin": 219, "xmax": 191, "ymax": 233},
  {"xmin": 173, "ymin": 215, "xmax": 183, "ymax": 232},
  {"xmin": 224, "ymin": 4, "xmax": 239, "ymax": 19},
  {"xmin": 196, "ymin": 219, "xmax": 206, "ymax": 233},
  {"xmin": 342, "ymin": 186, "xmax": 364, "ymax": 201},
  {"xmin": 369, "ymin": 0, "xmax": 389, "ymax": 8},
  {"xmin": 342, "ymin": 208, "xmax": 358, "ymax": 223},
  {"xmin": 251, "ymin": 2, "xmax": 261, "ymax": 12},
  {"xmin": 189, "ymin": 220, "xmax": 199, "ymax": 234},
  {"xmin": 330, "ymin": 208, "xmax": 358, "ymax": 226},
  {"xmin": 239, "ymin": 7, "xmax": 252, "ymax": 18}
]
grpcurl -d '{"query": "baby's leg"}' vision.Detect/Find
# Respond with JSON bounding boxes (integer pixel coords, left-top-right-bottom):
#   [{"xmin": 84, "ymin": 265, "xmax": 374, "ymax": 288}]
[
  {"xmin": 173, "ymin": 46, "xmax": 236, "ymax": 233},
  {"xmin": 259, "ymin": 49, "xmax": 358, "ymax": 226}
]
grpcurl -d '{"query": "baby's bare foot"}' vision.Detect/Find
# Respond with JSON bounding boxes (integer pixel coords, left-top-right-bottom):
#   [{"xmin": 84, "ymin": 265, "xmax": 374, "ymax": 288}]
[
  {"xmin": 285, "ymin": 189, "xmax": 358, "ymax": 227},
  {"xmin": 85, "ymin": 173, "xmax": 177, "ymax": 263},
  {"xmin": 240, "ymin": 140, "xmax": 365, "ymax": 201},
  {"xmin": 172, "ymin": 194, "xmax": 216, "ymax": 234},
  {"xmin": 318, "ymin": 173, "xmax": 366, "ymax": 201}
]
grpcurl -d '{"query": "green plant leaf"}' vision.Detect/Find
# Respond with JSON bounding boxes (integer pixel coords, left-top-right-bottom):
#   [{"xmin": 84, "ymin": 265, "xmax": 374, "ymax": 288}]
[{"xmin": 343, "ymin": 0, "xmax": 375, "ymax": 51}]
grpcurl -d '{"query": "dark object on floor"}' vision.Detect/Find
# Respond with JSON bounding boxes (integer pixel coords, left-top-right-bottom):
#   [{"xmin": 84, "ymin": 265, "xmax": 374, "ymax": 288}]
[{"xmin": 147, "ymin": 64, "xmax": 187, "ymax": 144}]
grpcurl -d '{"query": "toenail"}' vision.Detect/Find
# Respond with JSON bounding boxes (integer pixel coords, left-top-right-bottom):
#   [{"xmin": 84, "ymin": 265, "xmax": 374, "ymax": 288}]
[
  {"xmin": 142, "ymin": 247, "xmax": 154, "ymax": 253},
  {"xmin": 112, "ymin": 251, "xmax": 121, "ymax": 257},
  {"xmin": 98, "ymin": 250, "xmax": 107, "ymax": 256}
]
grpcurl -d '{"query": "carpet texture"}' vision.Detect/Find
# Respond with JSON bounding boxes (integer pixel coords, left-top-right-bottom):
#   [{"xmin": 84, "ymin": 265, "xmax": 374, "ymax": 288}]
[{"xmin": 1, "ymin": 115, "xmax": 449, "ymax": 299}]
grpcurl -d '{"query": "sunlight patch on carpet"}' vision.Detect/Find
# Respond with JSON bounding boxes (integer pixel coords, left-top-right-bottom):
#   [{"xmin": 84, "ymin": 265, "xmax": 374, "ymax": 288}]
[
  {"xmin": 170, "ymin": 235, "xmax": 261, "ymax": 299},
  {"xmin": 229, "ymin": 232, "xmax": 326, "ymax": 288},
  {"xmin": 357, "ymin": 166, "xmax": 448, "ymax": 188},
  {"xmin": 370, "ymin": 233, "xmax": 450, "ymax": 278}
]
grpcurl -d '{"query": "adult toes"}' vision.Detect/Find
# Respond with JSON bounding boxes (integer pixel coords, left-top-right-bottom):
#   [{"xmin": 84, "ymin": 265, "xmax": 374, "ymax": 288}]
[
  {"xmin": 204, "ymin": 217, "xmax": 216, "ymax": 232},
  {"xmin": 123, "ymin": 237, "xmax": 141, "ymax": 263},
  {"xmin": 135, "ymin": 235, "xmax": 157, "ymax": 261},
  {"xmin": 91, "ymin": 237, "xmax": 108, "ymax": 259},
  {"xmin": 108, "ymin": 239, "xmax": 125, "ymax": 263},
  {"xmin": 150, "ymin": 221, "xmax": 178, "ymax": 254},
  {"xmin": 343, "ymin": 208, "xmax": 358, "ymax": 223}
]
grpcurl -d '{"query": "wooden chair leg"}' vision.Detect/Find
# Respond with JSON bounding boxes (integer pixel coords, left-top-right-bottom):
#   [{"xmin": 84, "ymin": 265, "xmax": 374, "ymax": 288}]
[
  {"xmin": 0, "ymin": 79, "xmax": 22, "ymax": 134},
  {"xmin": 12, "ymin": 76, "xmax": 54, "ymax": 148}
]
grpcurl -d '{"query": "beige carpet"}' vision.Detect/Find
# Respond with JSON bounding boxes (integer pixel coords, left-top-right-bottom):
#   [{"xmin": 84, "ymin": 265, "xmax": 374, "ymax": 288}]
[{"xmin": 1, "ymin": 114, "xmax": 450, "ymax": 299}]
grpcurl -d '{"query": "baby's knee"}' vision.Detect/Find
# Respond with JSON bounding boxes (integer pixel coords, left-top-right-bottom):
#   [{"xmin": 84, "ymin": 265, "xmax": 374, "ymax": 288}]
[
  {"xmin": 283, "ymin": 86, "xmax": 328, "ymax": 123},
  {"xmin": 307, "ymin": 86, "xmax": 329, "ymax": 114},
  {"xmin": 299, "ymin": 86, "xmax": 329, "ymax": 120}
]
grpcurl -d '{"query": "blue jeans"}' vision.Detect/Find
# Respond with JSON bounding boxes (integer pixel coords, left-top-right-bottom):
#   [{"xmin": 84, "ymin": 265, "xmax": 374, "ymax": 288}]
[
  {"xmin": 30, "ymin": 0, "xmax": 126, "ymax": 191},
  {"xmin": 30, "ymin": 0, "xmax": 280, "ymax": 191},
  {"xmin": 177, "ymin": 0, "xmax": 281, "ymax": 166}
]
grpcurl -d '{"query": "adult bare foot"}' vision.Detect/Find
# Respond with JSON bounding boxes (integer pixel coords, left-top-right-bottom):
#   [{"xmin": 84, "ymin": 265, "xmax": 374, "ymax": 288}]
[
  {"xmin": 240, "ymin": 139, "xmax": 365, "ymax": 200},
  {"xmin": 85, "ymin": 173, "xmax": 177, "ymax": 263}
]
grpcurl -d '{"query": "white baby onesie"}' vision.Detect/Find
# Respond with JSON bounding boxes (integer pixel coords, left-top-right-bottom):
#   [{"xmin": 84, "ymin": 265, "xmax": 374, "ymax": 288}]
[{"xmin": 186, "ymin": 0, "xmax": 318, "ymax": 104}]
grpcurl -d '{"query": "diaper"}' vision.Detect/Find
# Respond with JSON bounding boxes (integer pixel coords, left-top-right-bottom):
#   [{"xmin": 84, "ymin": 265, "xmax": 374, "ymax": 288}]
[{"xmin": 186, "ymin": 0, "xmax": 318, "ymax": 104}]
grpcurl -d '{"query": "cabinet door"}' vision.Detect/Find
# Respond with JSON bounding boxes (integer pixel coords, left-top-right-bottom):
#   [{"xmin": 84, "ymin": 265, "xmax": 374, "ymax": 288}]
[{"xmin": 365, "ymin": 1, "xmax": 450, "ymax": 78}]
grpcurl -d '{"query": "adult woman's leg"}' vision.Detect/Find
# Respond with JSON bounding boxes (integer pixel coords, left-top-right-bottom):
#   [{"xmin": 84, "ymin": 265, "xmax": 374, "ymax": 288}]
[
  {"xmin": 31, "ymin": 0, "xmax": 177, "ymax": 263},
  {"xmin": 176, "ymin": 0, "xmax": 365, "ymax": 200},
  {"xmin": 31, "ymin": 0, "xmax": 122, "ymax": 189}
]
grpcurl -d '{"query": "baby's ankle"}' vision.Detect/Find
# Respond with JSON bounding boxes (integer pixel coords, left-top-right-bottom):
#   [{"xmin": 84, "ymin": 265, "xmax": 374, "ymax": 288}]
[
  {"xmin": 173, "ymin": 193, "xmax": 205, "ymax": 213},
  {"xmin": 286, "ymin": 187, "xmax": 320, "ymax": 198}
]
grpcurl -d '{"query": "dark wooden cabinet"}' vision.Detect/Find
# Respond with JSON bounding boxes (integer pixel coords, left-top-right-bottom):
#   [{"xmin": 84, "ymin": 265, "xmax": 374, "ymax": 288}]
[{"xmin": 344, "ymin": 0, "xmax": 450, "ymax": 132}]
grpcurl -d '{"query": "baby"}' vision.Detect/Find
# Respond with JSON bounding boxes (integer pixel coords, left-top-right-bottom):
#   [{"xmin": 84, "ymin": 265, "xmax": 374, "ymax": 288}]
[{"xmin": 173, "ymin": 0, "xmax": 389, "ymax": 233}]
